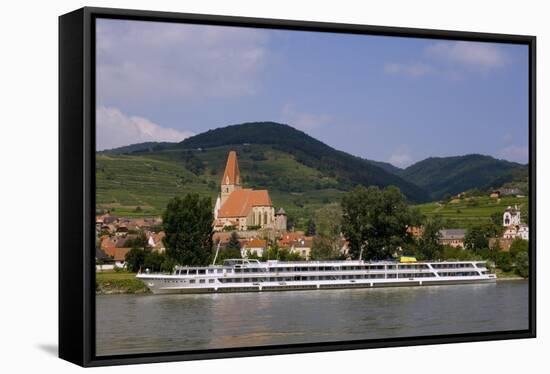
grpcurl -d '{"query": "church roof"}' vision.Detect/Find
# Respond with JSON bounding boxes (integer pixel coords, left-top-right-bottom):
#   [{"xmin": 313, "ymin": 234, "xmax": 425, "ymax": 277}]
[
  {"xmin": 221, "ymin": 150, "xmax": 240, "ymax": 186},
  {"xmin": 218, "ymin": 189, "xmax": 272, "ymax": 218}
]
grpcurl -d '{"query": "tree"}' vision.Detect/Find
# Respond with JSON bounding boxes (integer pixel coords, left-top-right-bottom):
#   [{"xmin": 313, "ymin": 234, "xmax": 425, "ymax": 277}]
[
  {"xmin": 163, "ymin": 194, "xmax": 213, "ymax": 266},
  {"xmin": 311, "ymin": 236, "xmax": 338, "ymax": 260},
  {"xmin": 490, "ymin": 212, "xmax": 502, "ymax": 226},
  {"xmin": 216, "ymin": 247, "xmax": 242, "ymax": 263},
  {"xmin": 464, "ymin": 223, "xmax": 502, "ymax": 253},
  {"xmin": 509, "ymin": 238, "xmax": 528, "ymax": 258},
  {"xmin": 144, "ymin": 251, "xmax": 165, "ymax": 272},
  {"xmin": 311, "ymin": 204, "xmax": 343, "ymax": 260},
  {"xmin": 125, "ymin": 248, "xmax": 146, "ymax": 272},
  {"xmin": 161, "ymin": 257, "xmax": 177, "ymax": 273},
  {"xmin": 509, "ymin": 238, "xmax": 529, "ymax": 278},
  {"xmin": 416, "ymin": 216, "xmax": 444, "ymax": 260},
  {"xmin": 515, "ymin": 251, "xmax": 529, "ymax": 278},
  {"xmin": 495, "ymin": 251, "xmax": 513, "ymax": 272},
  {"xmin": 306, "ymin": 218, "xmax": 317, "ymax": 236},
  {"xmin": 464, "ymin": 226, "xmax": 489, "ymax": 252},
  {"xmin": 226, "ymin": 232, "xmax": 241, "ymax": 252},
  {"xmin": 341, "ymin": 185, "xmax": 419, "ymax": 260}
]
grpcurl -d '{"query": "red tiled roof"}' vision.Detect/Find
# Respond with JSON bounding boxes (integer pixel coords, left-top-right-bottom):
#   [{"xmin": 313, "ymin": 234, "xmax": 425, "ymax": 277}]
[
  {"xmin": 213, "ymin": 232, "xmax": 232, "ymax": 244},
  {"xmin": 244, "ymin": 239, "xmax": 267, "ymax": 248},
  {"xmin": 218, "ymin": 189, "xmax": 272, "ymax": 218},
  {"xmin": 221, "ymin": 151, "xmax": 240, "ymax": 186},
  {"xmin": 113, "ymin": 248, "xmax": 130, "ymax": 262},
  {"xmin": 101, "ymin": 237, "xmax": 117, "ymax": 257}
]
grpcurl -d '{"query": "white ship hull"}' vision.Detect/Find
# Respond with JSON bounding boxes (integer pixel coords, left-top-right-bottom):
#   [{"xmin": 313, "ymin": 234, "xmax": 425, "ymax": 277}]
[{"xmin": 137, "ymin": 260, "xmax": 497, "ymax": 295}]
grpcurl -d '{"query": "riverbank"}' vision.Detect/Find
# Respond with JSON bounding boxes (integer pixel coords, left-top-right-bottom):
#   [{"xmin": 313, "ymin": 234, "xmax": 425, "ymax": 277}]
[
  {"xmin": 96, "ymin": 272, "xmax": 150, "ymax": 295},
  {"xmin": 493, "ymin": 268, "xmax": 526, "ymax": 281}
]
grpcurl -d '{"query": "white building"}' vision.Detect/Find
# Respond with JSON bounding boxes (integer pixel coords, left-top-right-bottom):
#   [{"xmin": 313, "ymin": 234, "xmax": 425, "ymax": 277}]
[
  {"xmin": 501, "ymin": 206, "xmax": 529, "ymax": 241},
  {"xmin": 503, "ymin": 205, "xmax": 521, "ymax": 227}
]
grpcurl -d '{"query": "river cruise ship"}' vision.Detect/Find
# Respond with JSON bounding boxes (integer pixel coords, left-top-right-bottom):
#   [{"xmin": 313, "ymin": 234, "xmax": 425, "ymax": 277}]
[{"xmin": 136, "ymin": 259, "xmax": 496, "ymax": 294}]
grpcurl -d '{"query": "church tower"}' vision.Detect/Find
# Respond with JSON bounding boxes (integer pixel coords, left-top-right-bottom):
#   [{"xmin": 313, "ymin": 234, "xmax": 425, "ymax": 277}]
[{"xmin": 220, "ymin": 151, "xmax": 241, "ymax": 206}]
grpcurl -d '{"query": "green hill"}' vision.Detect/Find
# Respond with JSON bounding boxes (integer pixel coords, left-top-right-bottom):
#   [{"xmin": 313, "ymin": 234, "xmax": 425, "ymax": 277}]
[
  {"xmin": 175, "ymin": 122, "xmax": 431, "ymax": 202},
  {"xmin": 414, "ymin": 195, "xmax": 529, "ymax": 229},
  {"xmin": 97, "ymin": 144, "xmax": 348, "ymax": 228},
  {"xmin": 400, "ymin": 154, "xmax": 527, "ymax": 200},
  {"xmin": 97, "ymin": 122, "xmax": 529, "ymax": 229}
]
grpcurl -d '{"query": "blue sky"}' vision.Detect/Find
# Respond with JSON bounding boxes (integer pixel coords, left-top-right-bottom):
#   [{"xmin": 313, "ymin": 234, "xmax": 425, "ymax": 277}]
[{"xmin": 96, "ymin": 18, "xmax": 529, "ymax": 167}]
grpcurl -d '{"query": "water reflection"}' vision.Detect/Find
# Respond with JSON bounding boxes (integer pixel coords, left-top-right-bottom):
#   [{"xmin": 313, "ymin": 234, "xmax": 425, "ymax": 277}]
[{"xmin": 96, "ymin": 281, "xmax": 528, "ymax": 356}]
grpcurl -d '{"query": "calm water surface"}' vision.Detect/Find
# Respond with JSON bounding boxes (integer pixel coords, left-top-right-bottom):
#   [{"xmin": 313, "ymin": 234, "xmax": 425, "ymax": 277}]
[{"xmin": 96, "ymin": 281, "xmax": 528, "ymax": 356}]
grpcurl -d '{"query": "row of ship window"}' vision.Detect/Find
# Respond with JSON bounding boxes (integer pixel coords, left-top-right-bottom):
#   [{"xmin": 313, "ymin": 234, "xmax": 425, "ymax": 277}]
[
  {"xmin": 438, "ymin": 271, "xmax": 480, "ymax": 277},
  {"xmin": 174, "ymin": 264, "xmax": 481, "ymax": 276},
  {"xmin": 218, "ymin": 273, "xmax": 442, "ymax": 283},
  {"xmin": 159, "ymin": 270, "xmax": 482, "ymax": 284},
  {"xmin": 431, "ymin": 263, "xmax": 475, "ymax": 269}
]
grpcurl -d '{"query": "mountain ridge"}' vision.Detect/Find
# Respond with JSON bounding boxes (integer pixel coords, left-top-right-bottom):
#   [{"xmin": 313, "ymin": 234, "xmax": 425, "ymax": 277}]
[{"xmin": 101, "ymin": 122, "xmax": 527, "ymax": 202}]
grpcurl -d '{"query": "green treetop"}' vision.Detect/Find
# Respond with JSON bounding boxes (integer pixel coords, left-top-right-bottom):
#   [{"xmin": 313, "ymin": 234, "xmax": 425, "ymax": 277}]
[
  {"xmin": 341, "ymin": 185, "xmax": 420, "ymax": 260},
  {"xmin": 162, "ymin": 194, "xmax": 213, "ymax": 266}
]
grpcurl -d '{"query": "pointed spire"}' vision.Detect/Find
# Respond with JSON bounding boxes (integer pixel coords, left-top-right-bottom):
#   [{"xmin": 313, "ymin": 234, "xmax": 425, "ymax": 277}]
[{"xmin": 221, "ymin": 151, "xmax": 240, "ymax": 186}]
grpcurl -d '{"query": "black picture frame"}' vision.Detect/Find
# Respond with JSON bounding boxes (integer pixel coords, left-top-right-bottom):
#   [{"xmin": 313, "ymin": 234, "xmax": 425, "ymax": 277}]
[{"xmin": 59, "ymin": 6, "xmax": 536, "ymax": 367}]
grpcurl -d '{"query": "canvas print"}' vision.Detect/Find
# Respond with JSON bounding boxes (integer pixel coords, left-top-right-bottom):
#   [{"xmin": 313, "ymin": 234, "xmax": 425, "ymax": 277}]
[{"xmin": 94, "ymin": 18, "xmax": 530, "ymax": 356}]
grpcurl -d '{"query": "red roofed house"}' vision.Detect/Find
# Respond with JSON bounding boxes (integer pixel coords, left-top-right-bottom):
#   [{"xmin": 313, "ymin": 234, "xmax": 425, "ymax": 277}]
[
  {"xmin": 147, "ymin": 231, "xmax": 166, "ymax": 253},
  {"xmin": 214, "ymin": 151, "xmax": 285, "ymax": 231},
  {"xmin": 243, "ymin": 239, "xmax": 268, "ymax": 257}
]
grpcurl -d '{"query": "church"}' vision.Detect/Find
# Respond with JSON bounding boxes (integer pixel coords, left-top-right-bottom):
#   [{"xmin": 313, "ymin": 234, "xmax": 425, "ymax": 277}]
[{"xmin": 213, "ymin": 151, "xmax": 287, "ymax": 232}]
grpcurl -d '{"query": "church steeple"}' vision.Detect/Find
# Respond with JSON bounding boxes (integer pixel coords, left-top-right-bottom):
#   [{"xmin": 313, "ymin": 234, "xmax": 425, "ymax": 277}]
[{"xmin": 220, "ymin": 151, "xmax": 241, "ymax": 206}]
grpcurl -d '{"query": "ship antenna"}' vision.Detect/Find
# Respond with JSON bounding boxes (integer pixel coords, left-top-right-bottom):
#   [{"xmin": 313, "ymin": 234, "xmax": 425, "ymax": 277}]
[{"xmin": 212, "ymin": 241, "xmax": 221, "ymax": 265}]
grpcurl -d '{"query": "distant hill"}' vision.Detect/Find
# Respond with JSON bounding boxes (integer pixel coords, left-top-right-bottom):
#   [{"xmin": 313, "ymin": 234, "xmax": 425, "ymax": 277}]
[
  {"xmin": 99, "ymin": 141, "xmax": 174, "ymax": 155},
  {"xmin": 400, "ymin": 154, "xmax": 527, "ymax": 200},
  {"xmin": 175, "ymin": 122, "xmax": 430, "ymax": 202},
  {"xmin": 99, "ymin": 122, "xmax": 528, "ymax": 221},
  {"xmin": 365, "ymin": 160, "xmax": 404, "ymax": 176}
]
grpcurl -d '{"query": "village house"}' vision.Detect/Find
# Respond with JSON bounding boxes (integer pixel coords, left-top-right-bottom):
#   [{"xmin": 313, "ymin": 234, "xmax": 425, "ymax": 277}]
[
  {"xmin": 242, "ymin": 238, "xmax": 268, "ymax": 257},
  {"xmin": 289, "ymin": 237, "xmax": 313, "ymax": 259},
  {"xmin": 501, "ymin": 206, "xmax": 529, "ymax": 241},
  {"xmin": 503, "ymin": 205, "xmax": 521, "ymax": 226},
  {"xmin": 439, "ymin": 229, "xmax": 466, "ymax": 248},
  {"xmin": 490, "ymin": 188, "xmax": 522, "ymax": 198},
  {"xmin": 213, "ymin": 151, "xmax": 287, "ymax": 232},
  {"xmin": 278, "ymin": 231, "xmax": 306, "ymax": 247},
  {"xmin": 147, "ymin": 231, "xmax": 166, "ymax": 252}
]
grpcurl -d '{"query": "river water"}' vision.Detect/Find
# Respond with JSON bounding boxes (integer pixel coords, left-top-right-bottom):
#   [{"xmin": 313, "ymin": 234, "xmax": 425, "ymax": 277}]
[{"xmin": 96, "ymin": 281, "xmax": 528, "ymax": 356}]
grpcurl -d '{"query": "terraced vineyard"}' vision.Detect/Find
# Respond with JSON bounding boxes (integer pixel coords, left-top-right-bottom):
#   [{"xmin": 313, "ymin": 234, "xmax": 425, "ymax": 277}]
[
  {"xmin": 414, "ymin": 195, "xmax": 529, "ymax": 229},
  {"xmin": 96, "ymin": 144, "xmax": 345, "ymax": 227}
]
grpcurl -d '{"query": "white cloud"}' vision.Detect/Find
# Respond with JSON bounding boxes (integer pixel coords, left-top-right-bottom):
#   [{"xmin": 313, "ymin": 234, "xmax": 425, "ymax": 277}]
[
  {"xmin": 496, "ymin": 145, "xmax": 528, "ymax": 164},
  {"xmin": 384, "ymin": 62, "xmax": 434, "ymax": 78},
  {"xmin": 96, "ymin": 106, "xmax": 194, "ymax": 150},
  {"xmin": 388, "ymin": 146, "xmax": 413, "ymax": 168},
  {"xmin": 426, "ymin": 41, "xmax": 507, "ymax": 69},
  {"xmin": 281, "ymin": 104, "xmax": 331, "ymax": 131},
  {"xmin": 384, "ymin": 41, "xmax": 508, "ymax": 79},
  {"xmin": 96, "ymin": 19, "xmax": 268, "ymax": 104}
]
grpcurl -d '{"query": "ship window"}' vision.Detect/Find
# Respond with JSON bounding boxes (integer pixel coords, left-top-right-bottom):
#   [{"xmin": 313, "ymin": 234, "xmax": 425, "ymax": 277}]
[
  {"xmin": 190, "ymin": 279, "xmax": 196, "ymax": 283},
  {"xmin": 209, "ymin": 279, "xmax": 215, "ymax": 283},
  {"xmin": 198, "ymin": 269, "xmax": 206, "ymax": 274},
  {"xmin": 199, "ymin": 279, "xmax": 205, "ymax": 283},
  {"xmin": 208, "ymin": 269, "xmax": 214, "ymax": 273}
]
